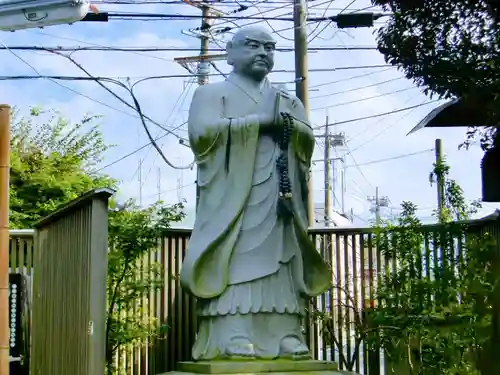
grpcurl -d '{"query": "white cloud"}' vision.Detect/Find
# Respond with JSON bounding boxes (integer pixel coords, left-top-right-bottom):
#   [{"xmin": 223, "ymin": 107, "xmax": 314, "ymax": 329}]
[{"xmin": 0, "ymin": 0, "xmax": 496, "ymax": 225}]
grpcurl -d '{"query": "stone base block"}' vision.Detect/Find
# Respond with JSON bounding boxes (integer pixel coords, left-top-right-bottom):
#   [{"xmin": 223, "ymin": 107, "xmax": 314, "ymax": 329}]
[{"xmin": 159, "ymin": 359, "xmax": 354, "ymax": 375}]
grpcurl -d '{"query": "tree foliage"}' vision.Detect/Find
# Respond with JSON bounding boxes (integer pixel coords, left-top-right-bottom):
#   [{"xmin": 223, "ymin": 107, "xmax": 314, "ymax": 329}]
[
  {"xmin": 106, "ymin": 200, "xmax": 184, "ymax": 375},
  {"xmin": 368, "ymin": 159, "xmax": 498, "ymax": 374},
  {"xmin": 373, "ymin": 0, "xmax": 500, "ymax": 148},
  {"xmin": 9, "ymin": 107, "xmax": 116, "ymax": 228}
]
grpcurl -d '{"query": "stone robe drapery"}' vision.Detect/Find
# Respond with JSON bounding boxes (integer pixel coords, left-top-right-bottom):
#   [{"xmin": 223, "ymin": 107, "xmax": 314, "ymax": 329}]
[{"xmin": 180, "ymin": 73, "xmax": 330, "ymax": 305}]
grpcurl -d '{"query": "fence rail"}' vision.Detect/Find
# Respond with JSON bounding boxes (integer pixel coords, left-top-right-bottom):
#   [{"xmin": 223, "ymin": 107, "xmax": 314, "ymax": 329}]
[{"xmin": 9, "ymin": 216, "xmax": 500, "ymax": 375}]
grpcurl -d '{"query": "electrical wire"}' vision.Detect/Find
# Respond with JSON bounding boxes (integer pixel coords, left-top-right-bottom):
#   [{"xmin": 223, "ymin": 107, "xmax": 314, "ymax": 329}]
[
  {"xmin": 0, "ymin": 64, "xmax": 391, "ymax": 83},
  {"xmin": 344, "ymin": 143, "xmax": 374, "ymax": 192},
  {"xmin": 311, "ymin": 86, "xmax": 416, "ymax": 111},
  {"xmin": 346, "ymin": 97, "xmax": 429, "ymax": 154},
  {"xmin": 0, "ymin": 45, "xmax": 378, "ymax": 52},
  {"xmin": 138, "ymin": 80, "xmax": 196, "ymax": 186},
  {"xmin": 92, "ymin": 121, "xmax": 186, "ymax": 173},
  {"xmin": 314, "ymin": 100, "xmax": 441, "ymax": 129},
  {"xmin": 309, "ymin": 67, "xmax": 393, "ymax": 89},
  {"xmin": 307, "ymin": 0, "xmax": 335, "ymax": 43},
  {"xmin": 343, "ymin": 149, "xmax": 434, "ymax": 168},
  {"xmin": 310, "ymin": 76, "xmax": 403, "ymax": 99},
  {"xmin": 0, "ymin": 39, "xmax": 177, "ymax": 137},
  {"xmin": 47, "ymin": 51, "xmax": 194, "ymax": 170}
]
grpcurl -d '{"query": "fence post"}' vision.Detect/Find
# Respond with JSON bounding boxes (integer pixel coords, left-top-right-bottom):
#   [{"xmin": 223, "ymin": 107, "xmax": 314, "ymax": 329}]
[
  {"xmin": 30, "ymin": 188, "xmax": 114, "ymax": 375},
  {"xmin": 483, "ymin": 218, "xmax": 500, "ymax": 375}
]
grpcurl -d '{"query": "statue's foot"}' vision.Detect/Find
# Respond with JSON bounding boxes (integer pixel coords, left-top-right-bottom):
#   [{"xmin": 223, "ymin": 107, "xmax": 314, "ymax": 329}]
[
  {"xmin": 279, "ymin": 336, "xmax": 310, "ymax": 358},
  {"xmin": 226, "ymin": 338, "xmax": 256, "ymax": 358}
]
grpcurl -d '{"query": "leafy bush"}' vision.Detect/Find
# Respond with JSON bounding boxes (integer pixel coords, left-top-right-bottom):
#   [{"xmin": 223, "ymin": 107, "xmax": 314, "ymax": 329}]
[
  {"xmin": 368, "ymin": 159, "xmax": 498, "ymax": 375},
  {"xmin": 106, "ymin": 200, "xmax": 184, "ymax": 375}
]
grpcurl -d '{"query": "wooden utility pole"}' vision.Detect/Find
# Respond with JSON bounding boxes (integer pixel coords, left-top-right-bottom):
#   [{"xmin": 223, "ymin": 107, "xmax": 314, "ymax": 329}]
[
  {"xmin": 199, "ymin": 5, "xmax": 210, "ymax": 86},
  {"xmin": 293, "ymin": 0, "xmax": 314, "ymax": 226},
  {"xmin": 0, "ymin": 104, "xmax": 10, "ymax": 375},
  {"xmin": 175, "ymin": 1, "xmax": 225, "ymax": 210},
  {"xmin": 323, "ymin": 117, "xmax": 332, "ymax": 226},
  {"xmin": 195, "ymin": 5, "xmax": 210, "ymax": 208},
  {"xmin": 435, "ymin": 138, "xmax": 445, "ymax": 218}
]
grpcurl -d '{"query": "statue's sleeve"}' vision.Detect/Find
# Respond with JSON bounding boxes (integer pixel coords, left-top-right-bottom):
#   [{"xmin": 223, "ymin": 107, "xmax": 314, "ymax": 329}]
[
  {"xmin": 188, "ymin": 85, "xmax": 260, "ymax": 160},
  {"xmin": 289, "ymin": 98, "xmax": 315, "ymax": 166},
  {"xmin": 181, "ymin": 84, "xmax": 261, "ymax": 299}
]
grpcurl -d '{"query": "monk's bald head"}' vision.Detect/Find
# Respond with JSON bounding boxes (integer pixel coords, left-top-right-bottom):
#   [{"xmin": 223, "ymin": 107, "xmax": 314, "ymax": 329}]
[
  {"xmin": 226, "ymin": 26, "xmax": 276, "ymax": 81},
  {"xmin": 230, "ymin": 26, "xmax": 276, "ymax": 47}
]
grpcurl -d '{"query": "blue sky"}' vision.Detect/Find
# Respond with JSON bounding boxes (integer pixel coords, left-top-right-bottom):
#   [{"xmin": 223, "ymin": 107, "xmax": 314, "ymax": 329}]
[{"xmin": 0, "ymin": 0, "xmax": 497, "ymax": 227}]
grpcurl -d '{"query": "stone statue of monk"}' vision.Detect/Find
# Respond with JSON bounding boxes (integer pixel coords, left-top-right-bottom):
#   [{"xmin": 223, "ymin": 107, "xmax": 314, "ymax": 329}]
[{"xmin": 180, "ymin": 26, "xmax": 330, "ymax": 360}]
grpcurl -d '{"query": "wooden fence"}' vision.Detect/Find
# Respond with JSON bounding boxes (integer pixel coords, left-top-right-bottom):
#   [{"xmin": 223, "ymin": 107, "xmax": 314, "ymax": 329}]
[{"xmin": 8, "ymin": 215, "xmax": 500, "ymax": 375}]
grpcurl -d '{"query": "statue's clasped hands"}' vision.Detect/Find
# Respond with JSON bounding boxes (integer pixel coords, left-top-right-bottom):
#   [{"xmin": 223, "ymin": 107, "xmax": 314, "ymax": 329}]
[{"xmin": 256, "ymin": 89, "xmax": 288, "ymax": 134}]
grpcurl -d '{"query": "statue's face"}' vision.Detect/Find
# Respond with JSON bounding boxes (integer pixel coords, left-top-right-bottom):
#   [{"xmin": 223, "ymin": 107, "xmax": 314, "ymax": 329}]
[{"xmin": 228, "ymin": 29, "xmax": 276, "ymax": 81}]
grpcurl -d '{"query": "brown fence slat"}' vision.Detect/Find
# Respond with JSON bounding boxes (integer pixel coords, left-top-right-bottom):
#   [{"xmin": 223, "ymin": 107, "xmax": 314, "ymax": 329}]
[{"xmin": 10, "ymin": 217, "xmax": 500, "ymax": 375}]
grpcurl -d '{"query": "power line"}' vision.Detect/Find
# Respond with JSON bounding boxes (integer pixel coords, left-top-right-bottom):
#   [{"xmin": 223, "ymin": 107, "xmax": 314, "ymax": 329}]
[
  {"xmin": 314, "ymin": 100, "xmax": 441, "ymax": 129},
  {"xmin": 345, "ymin": 143, "xmax": 374, "ymax": 193},
  {"xmin": 92, "ymin": 121, "xmax": 187, "ymax": 173},
  {"xmin": 95, "ymin": 99, "xmax": 435, "ymax": 173},
  {"xmin": 311, "ymin": 86, "xmax": 416, "ymax": 111},
  {"xmin": 346, "ymin": 97, "xmax": 426, "ymax": 154},
  {"xmin": 344, "ymin": 149, "xmax": 434, "ymax": 168},
  {"xmin": 91, "ymin": 10, "xmax": 389, "ymax": 22},
  {"xmin": 310, "ymin": 76, "xmax": 403, "ymax": 99},
  {"xmin": 309, "ymin": 67, "xmax": 394, "ymax": 89},
  {"xmin": 0, "ymin": 45, "xmax": 378, "ymax": 52},
  {"xmin": 45, "ymin": 51, "xmax": 194, "ymax": 170},
  {"xmin": 0, "ymin": 65, "xmax": 392, "ymax": 82}
]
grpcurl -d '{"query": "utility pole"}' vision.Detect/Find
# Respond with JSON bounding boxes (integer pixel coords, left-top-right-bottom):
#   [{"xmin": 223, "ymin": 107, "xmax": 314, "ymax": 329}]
[
  {"xmin": 175, "ymin": 0, "xmax": 225, "ymax": 210},
  {"xmin": 435, "ymin": 138, "xmax": 445, "ymax": 219},
  {"xmin": 312, "ymin": 130, "xmax": 345, "ymax": 225},
  {"xmin": 323, "ymin": 117, "xmax": 332, "ymax": 226},
  {"xmin": 157, "ymin": 167, "xmax": 161, "ymax": 202},
  {"xmin": 341, "ymin": 168, "xmax": 346, "ymax": 215},
  {"xmin": 368, "ymin": 187, "xmax": 389, "ymax": 225},
  {"xmin": 293, "ymin": 0, "xmax": 314, "ymax": 227},
  {"xmin": 194, "ymin": 4, "xmax": 210, "ymax": 206},
  {"xmin": 199, "ymin": 5, "xmax": 210, "ymax": 86},
  {"xmin": 0, "ymin": 104, "xmax": 10, "ymax": 375},
  {"xmin": 138, "ymin": 159, "xmax": 143, "ymax": 207}
]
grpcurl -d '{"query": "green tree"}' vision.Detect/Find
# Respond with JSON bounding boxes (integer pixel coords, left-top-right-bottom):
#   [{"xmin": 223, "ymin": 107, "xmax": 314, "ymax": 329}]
[
  {"xmin": 9, "ymin": 107, "xmax": 116, "ymax": 228},
  {"xmin": 372, "ymin": 0, "xmax": 500, "ymax": 149},
  {"xmin": 106, "ymin": 200, "xmax": 184, "ymax": 375},
  {"xmin": 368, "ymin": 159, "xmax": 497, "ymax": 375}
]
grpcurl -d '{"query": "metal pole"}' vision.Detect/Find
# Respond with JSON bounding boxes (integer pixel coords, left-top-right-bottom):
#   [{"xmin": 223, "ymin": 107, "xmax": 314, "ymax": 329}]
[
  {"xmin": 138, "ymin": 159, "xmax": 142, "ymax": 207},
  {"xmin": 341, "ymin": 168, "xmax": 345, "ymax": 214},
  {"xmin": 293, "ymin": 0, "xmax": 314, "ymax": 227},
  {"xmin": 157, "ymin": 167, "xmax": 161, "ymax": 202},
  {"xmin": 0, "ymin": 104, "xmax": 10, "ymax": 375},
  {"xmin": 375, "ymin": 186, "xmax": 380, "ymax": 226},
  {"xmin": 435, "ymin": 138, "xmax": 445, "ymax": 219},
  {"xmin": 323, "ymin": 117, "xmax": 331, "ymax": 226}
]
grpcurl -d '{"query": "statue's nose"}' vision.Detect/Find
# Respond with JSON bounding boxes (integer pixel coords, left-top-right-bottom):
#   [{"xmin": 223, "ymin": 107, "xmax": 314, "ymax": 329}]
[{"xmin": 255, "ymin": 45, "xmax": 266, "ymax": 55}]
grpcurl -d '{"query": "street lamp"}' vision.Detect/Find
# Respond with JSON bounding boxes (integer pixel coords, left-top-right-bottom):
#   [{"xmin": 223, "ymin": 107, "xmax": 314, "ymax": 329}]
[{"xmin": 0, "ymin": 0, "xmax": 100, "ymax": 31}]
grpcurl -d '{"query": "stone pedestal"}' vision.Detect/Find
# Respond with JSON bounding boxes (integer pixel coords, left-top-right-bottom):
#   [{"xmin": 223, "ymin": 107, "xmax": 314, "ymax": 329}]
[{"xmin": 159, "ymin": 359, "xmax": 354, "ymax": 375}]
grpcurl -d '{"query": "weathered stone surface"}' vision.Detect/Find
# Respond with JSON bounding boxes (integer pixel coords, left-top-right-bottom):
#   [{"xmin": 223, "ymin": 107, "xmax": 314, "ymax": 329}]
[
  {"xmin": 180, "ymin": 25, "xmax": 330, "ymax": 361},
  {"xmin": 158, "ymin": 359, "xmax": 353, "ymax": 375}
]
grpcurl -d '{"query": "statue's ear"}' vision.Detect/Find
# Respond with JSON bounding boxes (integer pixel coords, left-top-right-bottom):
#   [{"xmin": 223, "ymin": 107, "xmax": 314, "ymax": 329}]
[{"xmin": 226, "ymin": 41, "xmax": 234, "ymax": 66}]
